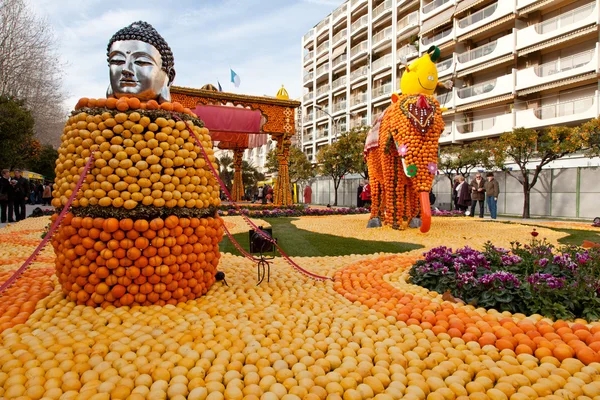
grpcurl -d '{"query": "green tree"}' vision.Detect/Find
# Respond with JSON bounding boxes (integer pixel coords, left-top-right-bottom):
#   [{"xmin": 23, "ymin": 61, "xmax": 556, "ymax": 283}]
[
  {"xmin": 265, "ymin": 145, "xmax": 315, "ymax": 184},
  {"xmin": 484, "ymin": 126, "xmax": 599, "ymax": 218},
  {"xmin": 316, "ymin": 132, "xmax": 358, "ymax": 206},
  {"xmin": 0, "ymin": 96, "xmax": 36, "ymax": 169},
  {"xmin": 336, "ymin": 126, "xmax": 370, "ymax": 179},
  {"xmin": 241, "ymin": 160, "xmax": 265, "ymax": 197},
  {"xmin": 216, "ymin": 154, "xmax": 233, "ymax": 192},
  {"xmin": 28, "ymin": 144, "xmax": 58, "ymax": 180},
  {"xmin": 438, "ymin": 143, "xmax": 492, "ymax": 209}
]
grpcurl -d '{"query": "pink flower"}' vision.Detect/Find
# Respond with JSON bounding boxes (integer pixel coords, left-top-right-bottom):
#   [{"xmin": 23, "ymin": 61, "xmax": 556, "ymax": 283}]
[
  {"xmin": 427, "ymin": 162, "xmax": 438, "ymax": 175},
  {"xmin": 396, "ymin": 142, "xmax": 408, "ymax": 156}
]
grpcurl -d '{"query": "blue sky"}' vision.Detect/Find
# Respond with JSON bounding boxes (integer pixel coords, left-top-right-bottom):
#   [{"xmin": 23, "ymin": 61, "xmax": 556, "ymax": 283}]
[{"xmin": 30, "ymin": 0, "xmax": 340, "ymax": 108}]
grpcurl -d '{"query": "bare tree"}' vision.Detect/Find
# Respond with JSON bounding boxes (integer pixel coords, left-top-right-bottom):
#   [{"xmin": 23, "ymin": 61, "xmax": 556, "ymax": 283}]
[{"xmin": 0, "ymin": 0, "xmax": 66, "ymax": 146}]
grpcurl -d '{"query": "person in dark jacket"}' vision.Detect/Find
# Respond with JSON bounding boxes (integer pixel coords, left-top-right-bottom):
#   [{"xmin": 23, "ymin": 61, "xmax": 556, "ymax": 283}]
[
  {"xmin": 0, "ymin": 169, "xmax": 15, "ymax": 223},
  {"xmin": 484, "ymin": 172, "xmax": 500, "ymax": 219},
  {"xmin": 452, "ymin": 176, "xmax": 460, "ymax": 210},
  {"xmin": 456, "ymin": 176, "xmax": 471, "ymax": 212},
  {"xmin": 12, "ymin": 169, "xmax": 29, "ymax": 221},
  {"xmin": 357, "ymin": 182, "xmax": 364, "ymax": 207},
  {"xmin": 469, "ymin": 173, "xmax": 486, "ymax": 218}
]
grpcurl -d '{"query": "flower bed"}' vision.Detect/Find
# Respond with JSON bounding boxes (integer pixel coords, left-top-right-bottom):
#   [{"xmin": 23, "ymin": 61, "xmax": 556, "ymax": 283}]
[
  {"xmin": 432, "ymin": 209, "xmax": 465, "ymax": 217},
  {"xmin": 219, "ymin": 206, "xmax": 370, "ymax": 218},
  {"xmin": 409, "ymin": 235, "xmax": 600, "ymax": 320}
]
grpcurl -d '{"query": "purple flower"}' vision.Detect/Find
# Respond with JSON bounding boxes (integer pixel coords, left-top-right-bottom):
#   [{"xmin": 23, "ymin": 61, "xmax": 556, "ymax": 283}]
[
  {"xmin": 553, "ymin": 254, "xmax": 578, "ymax": 271},
  {"xmin": 493, "ymin": 246, "xmax": 510, "ymax": 254},
  {"xmin": 479, "ymin": 271, "xmax": 521, "ymax": 288},
  {"xmin": 528, "ymin": 273, "xmax": 566, "ymax": 290},
  {"xmin": 427, "ymin": 162, "xmax": 438, "ymax": 175},
  {"xmin": 576, "ymin": 251, "xmax": 590, "ymax": 265},
  {"xmin": 501, "ymin": 254, "xmax": 522, "ymax": 266},
  {"xmin": 457, "ymin": 271, "xmax": 477, "ymax": 287},
  {"xmin": 537, "ymin": 258, "xmax": 549, "ymax": 268}
]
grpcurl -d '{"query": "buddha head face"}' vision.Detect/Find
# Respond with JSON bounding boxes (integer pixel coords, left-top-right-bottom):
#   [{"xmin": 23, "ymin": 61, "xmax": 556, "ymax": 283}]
[{"xmin": 106, "ymin": 21, "xmax": 176, "ymax": 102}]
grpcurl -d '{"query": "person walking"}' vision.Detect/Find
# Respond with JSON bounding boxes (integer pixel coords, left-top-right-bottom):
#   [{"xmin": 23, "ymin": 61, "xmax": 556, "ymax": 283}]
[
  {"xmin": 357, "ymin": 182, "xmax": 364, "ymax": 207},
  {"xmin": 303, "ymin": 185, "xmax": 312, "ymax": 204},
  {"xmin": 35, "ymin": 182, "xmax": 44, "ymax": 204},
  {"xmin": 12, "ymin": 169, "xmax": 29, "ymax": 221},
  {"xmin": 469, "ymin": 173, "xmax": 486, "ymax": 218},
  {"xmin": 484, "ymin": 172, "xmax": 500, "ymax": 219},
  {"xmin": 257, "ymin": 185, "xmax": 264, "ymax": 204},
  {"xmin": 456, "ymin": 176, "xmax": 471, "ymax": 212},
  {"xmin": 42, "ymin": 182, "xmax": 52, "ymax": 206},
  {"xmin": 361, "ymin": 181, "xmax": 372, "ymax": 208},
  {"xmin": 452, "ymin": 176, "xmax": 460, "ymax": 210},
  {"xmin": 0, "ymin": 169, "xmax": 15, "ymax": 223}
]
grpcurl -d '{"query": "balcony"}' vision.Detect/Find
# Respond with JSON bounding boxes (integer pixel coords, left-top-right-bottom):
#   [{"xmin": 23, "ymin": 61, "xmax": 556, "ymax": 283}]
[
  {"xmin": 516, "ymin": 92, "xmax": 599, "ymax": 129},
  {"xmin": 351, "ymin": 15, "xmax": 369, "ymax": 34},
  {"xmin": 372, "ymin": 54, "xmax": 393, "ymax": 72},
  {"xmin": 304, "ymin": 50, "xmax": 314, "ymax": 64},
  {"xmin": 316, "ymin": 41, "xmax": 330, "ymax": 56},
  {"xmin": 456, "ymin": 113, "xmax": 514, "ymax": 140},
  {"xmin": 439, "ymin": 122, "xmax": 454, "ymax": 144},
  {"xmin": 317, "ymin": 17, "xmax": 330, "ymax": 33},
  {"xmin": 372, "ymin": 83, "xmax": 392, "ymax": 99},
  {"xmin": 351, "ymin": 92, "xmax": 368, "ymax": 107},
  {"xmin": 316, "ymin": 108, "xmax": 330, "ymax": 121},
  {"xmin": 316, "ymin": 84, "xmax": 330, "ymax": 98},
  {"xmin": 304, "ymin": 30, "xmax": 314, "ymax": 43},
  {"xmin": 397, "ymin": 11, "xmax": 419, "ymax": 37},
  {"xmin": 456, "ymin": 1, "xmax": 514, "ymax": 38},
  {"xmin": 516, "ymin": 47, "xmax": 598, "ymax": 91},
  {"xmin": 422, "ymin": 0, "xmax": 454, "ymax": 20},
  {"xmin": 316, "ymin": 128, "xmax": 330, "ymax": 139},
  {"xmin": 456, "ymin": 32, "xmax": 514, "ymax": 72},
  {"xmin": 303, "ymin": 92, "xmax": 314, "ymax": 102},
  {"xmin": 517, "ymin": 2, "xmax": 596, "ymax": 51},
  {"xmin": 372, "ymin": 26, "xmax": 393, "ymax": 49},
  {"xmin": 333, "ymin": 100, "xmax": 347, "ymax": 113},
  {"xmin": 332, "ymin": 75, "xmax": 347, "ymax": 91},
  {"xmin": 350, "ymin": 66, "xmax": 369, "ymax": 81},
  {"xmin": 397, "ymin": 44, "xmax": 418, "ymax": 62},
  {"xmin": 332, "ymin": 3, "xmax": 348, "ymax": 21},
  {"xmin": 436, "ymin": 90, "xmax": 455, "ymax": 109},
  {"xmin": 303, "ymin": 114, "xmax": 314, "ymax": 124},
  {"xmin": 303, "ymin": 70, "xmax": 314, "ymax": 82},
  {"xmin": 332, "ymin": 28, "xmax": 347, "ymax": 45},
  {"xmin": 373, "ymin": 0, "xmax": 392, "ymax": 22},
  {"xmin": 316, "ymin": 63, "xmax": 330, "ymax": 78},
  {"xmin": 332, "ymin": 54, "xmax": 347, "ymax": 69},
  {"xmin": 421, "ymin": 26, "xmax": 454, "ymax": 48},
  {"xmin": 304, "ymin": 134, "xmax": 313, "ymax": 142},
  {"xmin": 455, "ymin": 71, "xmax": 514, "ymax": 106},
  {"xmin": 350, "ymin": 41, "xmax": 369, "ymax": 58},
  {"xmin": 437, "ymin": 56, "xmax": 455, "ymax": 77},
  {"xmin": 351, "ymin": 0, "xmax": 367, "ymax": 8},
  {"xmin": 351, "ymin": 117, "xmax": 368, "ymax": 129}
]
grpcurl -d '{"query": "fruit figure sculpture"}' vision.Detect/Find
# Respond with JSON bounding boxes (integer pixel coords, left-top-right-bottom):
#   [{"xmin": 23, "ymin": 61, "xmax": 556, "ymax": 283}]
[
  {"xmin": 365, "ymin": 46, "xmax": 448, "ymax": 233},
  {"xmin": 51, "ymin": 22, "xmax": 223, "ymax": 307}
]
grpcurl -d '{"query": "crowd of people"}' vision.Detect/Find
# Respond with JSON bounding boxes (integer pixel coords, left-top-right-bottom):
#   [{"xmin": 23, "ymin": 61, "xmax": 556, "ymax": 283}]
[
  {"xmin": 0, "ymin": 169, "xmax": 52, "ymax": 223},
  {"xmin": 454, "ymin": 172, "xmax": 500, "ymax": 219}
]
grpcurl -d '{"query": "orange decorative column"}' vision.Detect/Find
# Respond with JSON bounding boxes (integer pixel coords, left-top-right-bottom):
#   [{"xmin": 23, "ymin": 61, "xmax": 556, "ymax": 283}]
[
  {"xmin": 232, "ymin": 148, "xmax": 245, "ymax": 202},
  {"xmin": 274, "ymin": 134, "xmax": 292, "ymax": 206}
]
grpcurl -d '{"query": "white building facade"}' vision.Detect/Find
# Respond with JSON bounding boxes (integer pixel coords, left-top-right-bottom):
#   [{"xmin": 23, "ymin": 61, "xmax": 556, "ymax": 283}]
[{"xmin": 301, "ymin": 0, "xmax": 600, "ymax": 165}]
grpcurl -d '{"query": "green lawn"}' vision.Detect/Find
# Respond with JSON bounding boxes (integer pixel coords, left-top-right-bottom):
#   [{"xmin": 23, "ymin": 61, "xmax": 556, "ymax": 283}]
[
  {"xmin": 555, "ymin": 228, "xmax": 600, "ymax": 246},
  {"xmin": 219, "ymin": 218, "xmax": 423, "ymax": 257}
]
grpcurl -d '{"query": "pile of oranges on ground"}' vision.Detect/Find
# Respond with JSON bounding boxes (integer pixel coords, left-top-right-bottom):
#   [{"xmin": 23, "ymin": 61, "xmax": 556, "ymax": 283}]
[{"xmin": 2, "ymin": 216, "xmax": 600, "ymax": 399}]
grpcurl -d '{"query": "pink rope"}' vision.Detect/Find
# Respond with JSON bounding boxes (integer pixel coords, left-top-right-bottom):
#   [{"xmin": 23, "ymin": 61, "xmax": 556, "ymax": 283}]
[
  {"xmin": 175, "ymin": 115, "xmax": 332, "ymax": 282},
  {"xmin": 0, "ymin": 149, "xmax": 97, "ymax": 295}
]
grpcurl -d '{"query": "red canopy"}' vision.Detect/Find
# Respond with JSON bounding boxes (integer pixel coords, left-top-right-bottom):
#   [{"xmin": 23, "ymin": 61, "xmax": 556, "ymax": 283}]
[{"xmin": 193, "ymin": 104, "xmax": 267, "ymax": 149}]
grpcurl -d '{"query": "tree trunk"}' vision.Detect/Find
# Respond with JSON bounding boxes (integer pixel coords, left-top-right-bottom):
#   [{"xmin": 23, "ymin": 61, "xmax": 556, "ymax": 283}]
[
  {"xmin": 523, "ymin": 185, "xmax": 530, "ymax": 219},
  {"xmin": 333, "ymin": 179, "xmax": 340, "ymax": 206},
  {"xmin": 448, "ymin": 176, "xmax": 454, "ymax": 210}
]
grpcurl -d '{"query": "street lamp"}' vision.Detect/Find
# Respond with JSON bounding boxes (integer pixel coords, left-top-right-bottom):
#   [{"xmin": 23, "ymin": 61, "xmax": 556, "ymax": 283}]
[{"xmin": 314, "ymin": 105, "xmax": 356, "ymax": 139}]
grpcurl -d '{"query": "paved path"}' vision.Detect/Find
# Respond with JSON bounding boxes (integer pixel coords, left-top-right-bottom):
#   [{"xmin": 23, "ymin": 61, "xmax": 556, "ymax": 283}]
[{"xmin": 0, "ymin": 204, "xmax": 54, "ymax": 229}]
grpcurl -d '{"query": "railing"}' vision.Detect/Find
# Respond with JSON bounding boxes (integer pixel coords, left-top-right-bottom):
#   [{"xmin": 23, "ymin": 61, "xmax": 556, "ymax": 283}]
[
  {"xmin": 373, "ymin": 0, "xmax": 392, "ymax": 20},
  {"xmin": 422, "ymin": 27, "xmax": 452, "ymax": 45},
  {"xmin": 456, "ymin": 117, "xmax": 496, "ymax": 133},
  {"xmin": 332, "ymin": 28, "xmax": 347, "ymax": 44},
  {"xmin": 437, "ymin": 57, "xmax": 453, "ymax": 73},
  {"xmin": 351, "ymin": 15, "xmax": 369, "ymax": 33},
  {"xmin": 457, "ymin": 78, "xmax": 497, "ymax": 99},
  {"xmin": 338, "ymin": 123, "xmax": 347, "ymax": 133},
  {"xmin": 351, "ymin": 0, "xmax": 366, "ymax": 7},
  {"xmin": 317, "ymin": 17, "xmax": 330, "ymax": 32},
  {"xmin": 303, "ymin": 71, "xmax": 314, "ymax": 81},
  {"xmin": 350, "ymin": 41, "xmax": 369, "ymax": 57},
  {"xmin": 423, "ymin": 0, "xmax": 450, "ymax": 14},
  {"xmin": 316, "ymin": 128, "xmax": 330, "ymax": 138},
  {"xmin": 332, "ymin": 75, "xmax": 347, "ymax": 90},
  {"xmin": 317, "ymin": 41, "xmax": 330, "ymax": 55},
  {"xmin": 398, "ymin": 44, "xmax": 418, "ymax": 59},
  {"xmin": 303, "ymin": 92, "xmax": 314, "ymax": 102},
  {"xmin": 351, "ymin": 117, "xmax": 368, "ymax": 128},
  {"xmin": 304, "ymin": 30, "xmax": 314, "ymax": 42},
  {"xmin": 536, "ymin": 2, "xmax": 595, "ymax": 34},
  {"xmin": 397, "ymin": 11, "xmax": 418, "ymax": 31},
  {"xmin": 437, "ymin": 91, "xmax": 453, "ymax": 105},
  {"xmin": 316, "ymin": 84, "xmax": 330, "ymax": 97},
  {"xmin": 304, "ymin": 51, "xmax": 314, "ymax": 62},
  {"xmin": 351, "ymin": 92, "xmax": 367, "ymax": 106},
  {"xmin": 372, "ymin": 54, "xmax": 392, "ymax": 71},
  {"xmin": 316, "ymin": 63, "xmax": 330, "ymax": 76},
  {"xmin": 534, "ymin": 96, "xmax": 594, "ymax": 119},
  {"xmin": 333, "ymin": 3, "xmax": 347, "ymax": 20},
  {"xmin": 332, "ymin": 54, "xmax": 348, "ymax": 68},
  {"xmin": 333, "ymin": 101, "xmax": 347, "ymax": 112},
  {"xmin": 372, "ymin": 83, "xmax": 392, "ymax": 98},
  {"xmin": 458, "ymin": 2, "xmax": 498, "ymax": 29},
  {"xmin": 534, "ymin": 49, "xmax": 594, "ymax": 77},
  {"xmin": 303, "ymin": 114, "xmax": 314, "ymax": 123},
  {"xmin": 457, "ymin": 40, "xmax": 498, "ymax": 63},
  {"xmin": 372, "ymin": 26, "xmax": 392, "ymax": 45},
  {"xmin": 350, "ymin": 66, "xmax": 369, "ymax": 80}
]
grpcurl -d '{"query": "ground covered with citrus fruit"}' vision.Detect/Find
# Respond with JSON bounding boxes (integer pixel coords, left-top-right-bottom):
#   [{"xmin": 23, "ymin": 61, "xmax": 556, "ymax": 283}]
[{"xmin": 3, "ymin": 215, "xmax": 600, "ymax": 399}]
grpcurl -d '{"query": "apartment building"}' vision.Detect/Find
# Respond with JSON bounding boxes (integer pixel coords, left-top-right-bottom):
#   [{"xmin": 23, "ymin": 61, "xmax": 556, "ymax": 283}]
[{"xmin": 301, "ymin": 0, "xmax": 600, "ymax": 165}]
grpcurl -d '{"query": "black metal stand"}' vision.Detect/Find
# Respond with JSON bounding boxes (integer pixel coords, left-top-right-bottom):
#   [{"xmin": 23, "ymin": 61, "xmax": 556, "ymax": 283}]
[{"xmin": 256, "ymin": 252, "xmax": 273, "ymax": 286}]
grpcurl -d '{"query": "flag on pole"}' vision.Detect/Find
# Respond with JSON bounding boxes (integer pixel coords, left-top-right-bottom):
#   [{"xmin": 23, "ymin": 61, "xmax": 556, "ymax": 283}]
[
  {"xmin": 230, "ymin": 69, "xmax": 241, "ymax": 88},
  {"xmin": 217, "ymin": 81, "xmax": 223, "ymax": 91}
]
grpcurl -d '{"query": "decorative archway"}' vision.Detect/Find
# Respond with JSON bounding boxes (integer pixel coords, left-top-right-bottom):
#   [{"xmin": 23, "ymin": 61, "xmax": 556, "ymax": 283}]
[{"xmin": 170, "ymin": 86, "xmax": 300, "ymax": 205}]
